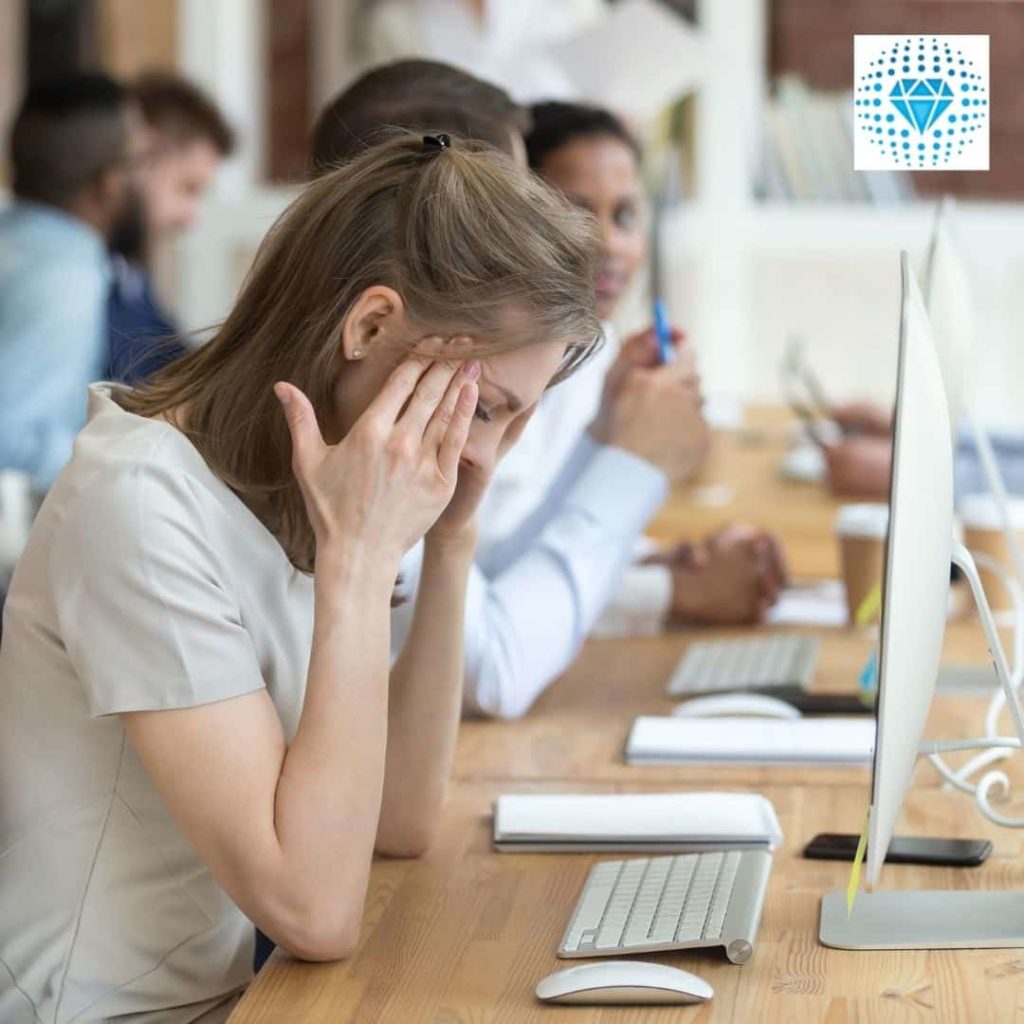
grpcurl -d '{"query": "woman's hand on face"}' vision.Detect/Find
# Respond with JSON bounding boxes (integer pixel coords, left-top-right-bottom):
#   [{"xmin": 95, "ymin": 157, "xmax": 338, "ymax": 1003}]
[
  {"xmin": 275, "ymin": 357, "xmax": 480, "ymax": 569},
  {"xmin": 427, "ymin": 403, "xmax": 539, "ymax": 548}
]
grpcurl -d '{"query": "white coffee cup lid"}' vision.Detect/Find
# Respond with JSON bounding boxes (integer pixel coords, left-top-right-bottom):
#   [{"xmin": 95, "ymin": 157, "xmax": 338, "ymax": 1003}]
[
  {"xmin": 960, "ymin": 493, "xmax": 1024, "ymax": 532},
  {"xmin": 835, "ymin": 503, "xmax": 889, "ymax": 539}
]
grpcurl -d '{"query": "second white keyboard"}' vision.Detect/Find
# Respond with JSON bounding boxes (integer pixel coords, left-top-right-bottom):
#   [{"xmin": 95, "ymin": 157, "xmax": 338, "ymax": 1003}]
[{"xmin": 666, "ymin": 635, "xmax": 820, "ymax": 696}]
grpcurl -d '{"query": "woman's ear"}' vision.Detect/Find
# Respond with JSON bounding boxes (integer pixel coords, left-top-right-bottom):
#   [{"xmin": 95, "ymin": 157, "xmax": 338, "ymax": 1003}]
[{"xmin": 341, "ymin": 285, "xmax": 405, "ymax": 361}]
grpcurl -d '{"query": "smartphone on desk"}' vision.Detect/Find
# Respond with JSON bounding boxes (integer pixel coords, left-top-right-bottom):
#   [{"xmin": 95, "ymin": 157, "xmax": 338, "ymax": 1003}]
[
  {"xmin": 803, "ymin": 833, "xmax": 992, "ymax": 867},
  {"xmin": 771, "ymin": 689, "xmax": 874, "ymax": 715}
]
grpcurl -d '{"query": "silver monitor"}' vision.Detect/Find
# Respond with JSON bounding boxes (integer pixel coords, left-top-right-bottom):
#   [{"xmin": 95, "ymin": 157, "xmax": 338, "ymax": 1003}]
[
  {"xmin": 923, "ymin": 197, "xmax": 972, "ymax": 439},
  {"xmin": 866, "ymin": 252, "xmax": 954, "ymax": 886},
  {"xmin": 927, "ymin": 198, "xmax": 1024, "ymax": 697},
  {"xmin": 820, "ymin": 253, "xmax": 1024, "ymax": 950}
]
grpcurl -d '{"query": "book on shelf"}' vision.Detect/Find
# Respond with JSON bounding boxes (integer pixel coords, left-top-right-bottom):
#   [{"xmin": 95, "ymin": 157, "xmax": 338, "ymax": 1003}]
[{"xmin": 759, "ymin": 74, "xmax": 913, "ymax": 204}]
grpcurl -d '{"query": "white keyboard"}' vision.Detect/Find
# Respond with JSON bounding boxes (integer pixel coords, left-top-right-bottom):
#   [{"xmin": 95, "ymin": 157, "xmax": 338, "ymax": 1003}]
[
  {"xmin": 666, "ymin": 635, "xmax": 820, "ymax": 697},
  {"xmin": 557, "ymin": 850, "xmax": 771, "ymax": 965}
]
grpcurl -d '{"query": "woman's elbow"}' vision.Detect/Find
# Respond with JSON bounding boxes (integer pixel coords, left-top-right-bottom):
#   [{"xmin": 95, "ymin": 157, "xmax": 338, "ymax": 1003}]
[
  {"xmin": 273, "ymin": 903, "xmax": 362, "ymax": 962},
  {"xmin": 375, "ymin": 823, "xmax": 437, "ymax": 859},
  {"xmin": 470, "ymin": 667, "xmax": 535, "ymax": 720}
]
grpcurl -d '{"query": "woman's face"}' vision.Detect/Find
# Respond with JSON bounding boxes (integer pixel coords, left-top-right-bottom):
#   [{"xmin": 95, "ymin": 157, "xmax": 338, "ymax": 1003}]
[
  {"xmin": 538, "ymin": 135, "xmax": 646, "ymax": 321},
  {"xmin": 458, "ymin": 340, "xmax": 568, "ymax": 476},
  {"xmin": 332, "ymin": 300, "xmax": 568, "ymax": 479}
]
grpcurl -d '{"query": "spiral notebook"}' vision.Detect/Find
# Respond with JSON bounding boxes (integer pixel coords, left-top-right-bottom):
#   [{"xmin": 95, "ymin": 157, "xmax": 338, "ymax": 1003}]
[{"xmin": 493, "ymin": 792, "xmax": 783, "ymax": 853}]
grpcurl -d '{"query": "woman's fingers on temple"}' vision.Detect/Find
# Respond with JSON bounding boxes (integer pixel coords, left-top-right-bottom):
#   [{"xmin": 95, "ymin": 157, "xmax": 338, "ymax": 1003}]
[
  {"xmin": 438, "ymin": 382, "xmax": 477, "ymax": 480},
  {"xmin": 398, "ymin": 359, "xmax": 463, "ymax": 437},
  {"xmin": 274, "ymin": 382, "xmax": 325, "ymax": 475},
  {"xmin": 425, "ymin": 362, "xmax": 480, "ymax": 450},
  {"xmin": 368, "ymin": 357, "xmax": 432, "ymax": 424}
]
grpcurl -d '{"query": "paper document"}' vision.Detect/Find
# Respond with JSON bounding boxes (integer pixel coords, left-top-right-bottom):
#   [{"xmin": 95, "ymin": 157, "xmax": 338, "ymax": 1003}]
[
  {"xmin": 766, "ymin": 580, "xmax": 847, "ymax": 627},
  {"xmin": 626, "ymin": 716, "xmax": 876, "ymax": 766},
  {"xmin": 494, "ymin": 792, "xmax": 783, "ymax": 852}
]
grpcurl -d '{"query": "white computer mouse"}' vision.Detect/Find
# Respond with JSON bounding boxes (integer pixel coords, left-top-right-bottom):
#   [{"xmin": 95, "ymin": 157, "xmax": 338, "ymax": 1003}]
[
  {"xmin": 672, "ymin": 693, "xmax": 802, "ymax": 720},
  {"xmin": 535, "ymin": 960, "xmax": 713, "ymax": 1005}
]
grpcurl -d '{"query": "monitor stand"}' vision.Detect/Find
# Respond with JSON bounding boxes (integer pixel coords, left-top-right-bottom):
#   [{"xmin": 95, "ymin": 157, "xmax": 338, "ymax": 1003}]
[
  {"xmin": 820, "ymin": 541, "xmax": 1024, "ymax": 951},
  {"xmin": 820, "ymin": 889, "xmax": 1024, "ymax": 949},
  {"xmin": 936, "ymin": 662, "xmax": 999, "ymax": 696}
]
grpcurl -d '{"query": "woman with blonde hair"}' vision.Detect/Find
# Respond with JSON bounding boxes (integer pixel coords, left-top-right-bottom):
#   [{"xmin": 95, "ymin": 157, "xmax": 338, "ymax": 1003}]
[{"xmin": 0, "ymin": 132, "xmax": 599, "ymax": 1023}]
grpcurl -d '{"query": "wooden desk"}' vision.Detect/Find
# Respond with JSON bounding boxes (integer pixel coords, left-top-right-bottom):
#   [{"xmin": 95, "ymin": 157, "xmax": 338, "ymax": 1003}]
[
  {"xmin": 231, "ymin": 411, "xmax": 1021, "ymax": 1023},
  {"xmin": 647, "ymin": 406, "xmax": 843, "ymax": 580},
  {"xmin": 235, "ymin": 778, "xmax": 1024, "ymax": 1023},
  {"xmin": 452, "ymin": 624, "xmax": 992, "ymax": 789}
]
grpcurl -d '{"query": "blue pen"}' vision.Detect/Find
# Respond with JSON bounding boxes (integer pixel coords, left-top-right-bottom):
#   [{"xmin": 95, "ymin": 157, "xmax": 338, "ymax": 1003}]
[{"xmin": 653, "ymin": 299, "xmax": 673, "ymax": 364}]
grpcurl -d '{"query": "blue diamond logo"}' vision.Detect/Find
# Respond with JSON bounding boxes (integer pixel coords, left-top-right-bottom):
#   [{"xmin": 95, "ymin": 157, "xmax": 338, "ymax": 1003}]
[{"xmin": 889, "ymin": 77, "xmax": 954, "ymax": 132}]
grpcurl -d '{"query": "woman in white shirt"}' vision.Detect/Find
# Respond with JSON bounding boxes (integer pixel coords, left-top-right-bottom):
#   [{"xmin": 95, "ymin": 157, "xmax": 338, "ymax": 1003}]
[
  {"xmin": 515, "ymin": 101, "xmax": 790, "ymax": 631},
  {"xmin": 0, "ymin": 133, "xmax": 600, "ymax": 1023}
]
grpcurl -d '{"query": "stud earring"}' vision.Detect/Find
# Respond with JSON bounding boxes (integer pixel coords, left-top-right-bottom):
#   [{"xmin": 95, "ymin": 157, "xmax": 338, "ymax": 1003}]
[{"xmin": 351, "ymin": 348, "xmax": 363, "ymax": 359}]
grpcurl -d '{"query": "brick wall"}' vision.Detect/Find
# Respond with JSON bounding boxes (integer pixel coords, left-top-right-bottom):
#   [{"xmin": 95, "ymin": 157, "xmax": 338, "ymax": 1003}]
[
  {"xmin": 770, "ymin": 0, "xmax": 1024, "ymax": 198},
  {"xmin": 266, "ymin": 0, "xmax": 313, "ymax": 182}
]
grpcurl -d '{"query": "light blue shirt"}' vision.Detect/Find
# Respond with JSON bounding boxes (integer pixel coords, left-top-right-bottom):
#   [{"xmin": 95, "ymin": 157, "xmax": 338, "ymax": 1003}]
[
  {"xmin": 956, "ymin": 426, "xmax": 1024, "ymax": 502},
  {"xmin": 0, "ymin": 201, "xmax": 110, "ymax": 489}
]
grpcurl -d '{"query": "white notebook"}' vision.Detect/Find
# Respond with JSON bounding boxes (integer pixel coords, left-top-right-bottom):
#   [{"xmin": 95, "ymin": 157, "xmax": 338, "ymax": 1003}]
[
  {"xmin": 626, "ymin": 716, "xmax": 875, "ymax": 766},
  {"xmin": 493, "ymin": 792, "xmax": 783, "ymax": 853}
]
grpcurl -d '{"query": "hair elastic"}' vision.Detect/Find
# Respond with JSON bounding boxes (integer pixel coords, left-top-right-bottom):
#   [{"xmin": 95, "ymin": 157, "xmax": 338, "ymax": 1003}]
[{"xmin": 422, "ymin": 133, "xmax": 451, "ymax": 150}]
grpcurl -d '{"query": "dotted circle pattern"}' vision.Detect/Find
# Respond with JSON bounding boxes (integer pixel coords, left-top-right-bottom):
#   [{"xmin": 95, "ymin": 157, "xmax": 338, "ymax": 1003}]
[{"xmin": 855, "ymin": 37, "xmax": 988, "ymax": 169}]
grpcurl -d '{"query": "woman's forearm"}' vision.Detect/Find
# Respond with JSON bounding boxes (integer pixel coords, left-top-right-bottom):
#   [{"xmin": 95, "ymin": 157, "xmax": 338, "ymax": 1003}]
[
  {"xmin": 376, "ymin": 533, "xmax": 475, "ymax": 855},
  {"xmin": 271, "ymin": 542, "xmax": 396, "ymax": 952}
]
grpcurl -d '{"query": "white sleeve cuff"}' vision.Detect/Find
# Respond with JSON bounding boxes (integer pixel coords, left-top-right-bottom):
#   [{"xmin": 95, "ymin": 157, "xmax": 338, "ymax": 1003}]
[{"xmin": 591, "ymin": 561, "xmax": 673, "ymax": 637}]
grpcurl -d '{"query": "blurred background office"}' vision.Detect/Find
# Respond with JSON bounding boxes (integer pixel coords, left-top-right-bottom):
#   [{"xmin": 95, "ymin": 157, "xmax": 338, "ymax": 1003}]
[{"xmin": 2, "ymin": 0, "xmax": 1024, "ymax": 432}]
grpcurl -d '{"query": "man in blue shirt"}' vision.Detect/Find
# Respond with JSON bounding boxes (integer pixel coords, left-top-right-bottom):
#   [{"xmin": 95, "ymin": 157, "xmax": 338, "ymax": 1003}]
[
  {"xmin": 0, "ymin": 73, "xmax": 146, "ymax": 489},
  {"xmin": 107, "ymin": 73, "xmax": 234, "ymax": 384}
]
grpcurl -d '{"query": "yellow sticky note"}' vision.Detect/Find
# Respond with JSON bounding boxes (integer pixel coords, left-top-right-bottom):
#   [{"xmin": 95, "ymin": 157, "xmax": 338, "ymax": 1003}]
[
  {"xmin": 846, "ymin": 808, "xmax": 870, "ymax": 917},
  {"xmin": 855, "ymin": 583, "xmax": 882, "ymax": 627}
]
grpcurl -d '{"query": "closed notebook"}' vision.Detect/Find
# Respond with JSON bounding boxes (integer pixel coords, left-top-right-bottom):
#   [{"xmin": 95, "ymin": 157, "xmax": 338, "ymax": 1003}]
[
  {"xmin": 493, "ymin": 792, "xmax": 783, "ymax": 853},
  {"xmin": 625, "ymin": 716, "xmax": 875, "ymax": 766}
]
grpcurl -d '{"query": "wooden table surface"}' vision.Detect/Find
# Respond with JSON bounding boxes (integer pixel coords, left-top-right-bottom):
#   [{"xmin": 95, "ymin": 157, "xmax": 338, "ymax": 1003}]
[{"xmin": 231, "ymin": 409, "xmax": 1023, "ymax": 1024}]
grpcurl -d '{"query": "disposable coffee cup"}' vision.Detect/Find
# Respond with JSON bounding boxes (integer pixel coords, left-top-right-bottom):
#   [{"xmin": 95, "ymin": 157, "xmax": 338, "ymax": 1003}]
[
  {"xmin": 835, "ymin": 503, "xmax": 889, "ymax": 625},
  {"xmin": 960, "ymin": 493, "xmax": 1024, "ymax": 613}
]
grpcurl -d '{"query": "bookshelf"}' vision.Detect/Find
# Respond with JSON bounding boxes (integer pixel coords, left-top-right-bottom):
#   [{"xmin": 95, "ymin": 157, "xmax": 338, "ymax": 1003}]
[{"xmin": 646, "ymin": 0, "xmax": 1024, "ymax": 425}]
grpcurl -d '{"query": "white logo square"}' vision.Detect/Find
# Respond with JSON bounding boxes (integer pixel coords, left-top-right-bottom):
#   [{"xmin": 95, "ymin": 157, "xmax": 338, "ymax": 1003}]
[{"xmin": 853, "ymin": 35, "xmax": 989, "ymax": 172}]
